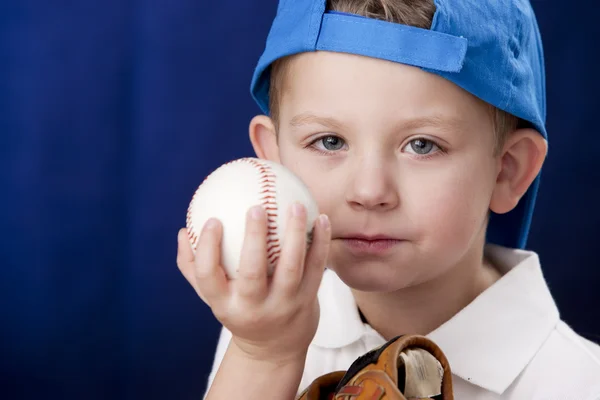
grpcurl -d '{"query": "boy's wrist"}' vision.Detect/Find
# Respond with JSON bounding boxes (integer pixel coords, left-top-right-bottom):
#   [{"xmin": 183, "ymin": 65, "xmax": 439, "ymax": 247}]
[
  {"xmin": 206, "ymin": 338, "xmax": 308, "ymax": 400},
  {"xmin": 230, "ymin": 338, "xmax": 309, "ymax": 368}
]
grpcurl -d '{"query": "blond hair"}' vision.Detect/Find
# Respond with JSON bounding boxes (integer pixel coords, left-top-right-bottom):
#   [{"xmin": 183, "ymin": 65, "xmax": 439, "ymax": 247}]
[{"xmin": 268, "ymin": 0, "xmax": 518, "ymax": 154}]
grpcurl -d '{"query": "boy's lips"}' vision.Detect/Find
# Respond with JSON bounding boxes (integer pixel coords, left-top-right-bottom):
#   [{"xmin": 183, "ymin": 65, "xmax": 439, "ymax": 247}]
[
  {"xmin": 340, "ymin": 234, "xmax": 400, "ymax": 241},
  {"xmin": 336, "ymin": 234, "xmax": 404, "ymax": 255}
]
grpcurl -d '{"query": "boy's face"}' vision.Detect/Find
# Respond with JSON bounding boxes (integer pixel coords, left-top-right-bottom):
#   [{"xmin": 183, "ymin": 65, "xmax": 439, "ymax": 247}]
[{"xmin": 259, "ymin": 51, "xmax": 503, "ymax": 292}]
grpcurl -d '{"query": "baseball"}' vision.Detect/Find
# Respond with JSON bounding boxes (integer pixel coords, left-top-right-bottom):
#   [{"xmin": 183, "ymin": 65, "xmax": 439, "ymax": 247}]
[{"xmin": 186, "ymin": 157, "xmax": 319, "ymax": 279}]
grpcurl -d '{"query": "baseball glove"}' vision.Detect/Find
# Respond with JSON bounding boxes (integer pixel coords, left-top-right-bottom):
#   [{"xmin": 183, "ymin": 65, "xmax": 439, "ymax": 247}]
[{"xmin": 297, "ymin": 335, "xmax": 454, "ymax": 400}]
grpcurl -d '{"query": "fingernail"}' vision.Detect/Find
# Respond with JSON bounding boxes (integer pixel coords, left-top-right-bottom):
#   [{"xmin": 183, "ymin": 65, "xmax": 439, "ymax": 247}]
[
  {"xmin": 292, "ymin": 203, "xmax": 305, "ymax": 217},
  {"xmin": 319, "ymin": 214, "xmax": 330, "ymax": 229},
  {"xmin": 251, "ymin": 205, "xmax": 264, "ymax": 220},
  {"xmin": 204, "ymin": 218, "xmax": 218, "ymax": 230}
]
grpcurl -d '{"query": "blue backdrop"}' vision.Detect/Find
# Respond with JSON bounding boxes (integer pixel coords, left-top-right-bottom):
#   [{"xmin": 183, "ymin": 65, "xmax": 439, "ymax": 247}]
[{"xmin": 1, "ymin": 1, "xmax": 598, "ymax": 399}]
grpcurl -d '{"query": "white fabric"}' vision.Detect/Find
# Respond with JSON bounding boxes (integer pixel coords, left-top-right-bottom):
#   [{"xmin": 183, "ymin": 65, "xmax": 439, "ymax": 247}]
[{"xmin": 203, "ymin": 245, "xmax": 600, "ymax": 399}]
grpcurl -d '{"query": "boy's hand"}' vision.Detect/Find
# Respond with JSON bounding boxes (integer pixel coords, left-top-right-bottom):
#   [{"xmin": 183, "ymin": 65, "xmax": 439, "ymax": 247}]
[{"xmin": 177, "ymin": 203, "xmax": 331, "ymax": 364}]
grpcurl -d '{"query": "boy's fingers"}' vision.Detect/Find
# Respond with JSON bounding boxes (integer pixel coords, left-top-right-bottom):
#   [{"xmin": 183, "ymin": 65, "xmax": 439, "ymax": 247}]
[
  {"xmin": 176, "ymin": 228, "xmax": 210, "ymax": 303},
  {"xmin": 271, "ymin": 203, "xmax": 308, "ymax": 298},
  {"xmin": 235, "ymin": 205, "xmax": 269, "ymax": 302},
  {"xmin": 177, "ymin": 229, "xmax": 198, "ymax": 289},
  {"xmin": 300, "ymin": 214, "xmax": 331, "ymax": 298},
  {"xmin": 193, "ymin": 218, "xmax": 229, "ymax": 304}
]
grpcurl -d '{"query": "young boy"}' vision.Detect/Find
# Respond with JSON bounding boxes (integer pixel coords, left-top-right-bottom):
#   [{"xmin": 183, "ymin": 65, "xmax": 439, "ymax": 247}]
[{"xmin": 177, "ymin": 0, "xmax": 600, "ymax": 398}]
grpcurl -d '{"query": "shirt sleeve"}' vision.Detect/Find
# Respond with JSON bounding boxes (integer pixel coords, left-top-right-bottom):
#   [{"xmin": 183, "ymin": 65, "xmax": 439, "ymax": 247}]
[{"xmin": 202, "ymin": 325, "xmax": 233, "ymax": 400}]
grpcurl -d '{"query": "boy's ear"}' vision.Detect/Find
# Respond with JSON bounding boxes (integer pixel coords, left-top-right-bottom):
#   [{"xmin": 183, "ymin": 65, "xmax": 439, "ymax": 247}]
[
  {"xmin": 490, "ymin": 128, "xmax": 548, "ymax": 214},
  {"xmin": 249, "ymin": 115, "xmax": 280, "ymax": 162}
]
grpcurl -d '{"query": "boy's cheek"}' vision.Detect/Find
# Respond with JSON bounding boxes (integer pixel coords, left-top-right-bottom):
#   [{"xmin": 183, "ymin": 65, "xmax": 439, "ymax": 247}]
[
  {"xmin": 408, "ymin": 180, "xmax": 489, "ymax": 244},
  {"xmin": 280, "ymin": 156, "xmax": 342, "ymax": 211}
]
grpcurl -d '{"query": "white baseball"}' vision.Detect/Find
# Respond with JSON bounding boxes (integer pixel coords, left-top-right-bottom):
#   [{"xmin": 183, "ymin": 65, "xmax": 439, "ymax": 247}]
[{"xmin": 186, "ymin": 157, "xmax": 319, "ymax": 279}]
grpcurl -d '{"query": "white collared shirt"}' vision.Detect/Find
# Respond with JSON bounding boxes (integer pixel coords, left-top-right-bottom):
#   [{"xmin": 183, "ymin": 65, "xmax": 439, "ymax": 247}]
[{"xmin": 204, "ymin": 245, "xmax": 600, "ymax": 399}]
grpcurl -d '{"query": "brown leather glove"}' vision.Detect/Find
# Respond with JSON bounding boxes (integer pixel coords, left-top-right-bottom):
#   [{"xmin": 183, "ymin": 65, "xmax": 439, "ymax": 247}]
[{"xmin": 297, "ymin": 335, "xmax": 454, "ymax": 400}]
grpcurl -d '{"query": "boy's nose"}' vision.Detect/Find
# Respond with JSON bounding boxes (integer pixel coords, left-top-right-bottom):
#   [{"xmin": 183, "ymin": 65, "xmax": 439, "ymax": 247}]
[{"xmin": 345, "ymin": 163, "xmax": 399, "ymax": 211}]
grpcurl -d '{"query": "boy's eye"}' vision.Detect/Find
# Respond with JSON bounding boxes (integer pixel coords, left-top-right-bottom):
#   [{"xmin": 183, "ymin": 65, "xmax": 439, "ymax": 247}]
[
  {"xmin": 403, "ymin": 138, "xmax": 440, "ymax": 155},
  {"xmin": 313, "ymin": 135, "xmax": 347, "ymax": 152}
]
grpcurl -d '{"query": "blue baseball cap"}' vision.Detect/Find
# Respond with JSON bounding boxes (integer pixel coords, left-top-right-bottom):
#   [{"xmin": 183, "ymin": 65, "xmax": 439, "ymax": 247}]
[{"xmin": 250, "ymin": 0, "xmax": 547, "ymax": 249}]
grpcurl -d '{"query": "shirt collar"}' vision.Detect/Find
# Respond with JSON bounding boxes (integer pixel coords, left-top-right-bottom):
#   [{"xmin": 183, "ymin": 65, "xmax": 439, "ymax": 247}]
[
  {"xmin": 312, "ymin": 245, "xmax": 560, "ymax": 394},
  {"xmin": 314, "ymin": 268, "xmax": 366, "ymax": 348}
]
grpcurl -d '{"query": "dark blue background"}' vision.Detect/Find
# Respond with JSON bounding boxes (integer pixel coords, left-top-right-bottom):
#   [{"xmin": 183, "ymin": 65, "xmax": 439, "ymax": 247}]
[{"xmin": 1, "ymin": 1, "xmax": 598, "ymax": 399}]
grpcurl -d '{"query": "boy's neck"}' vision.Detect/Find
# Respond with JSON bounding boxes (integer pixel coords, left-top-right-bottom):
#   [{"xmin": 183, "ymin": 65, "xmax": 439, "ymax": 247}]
[{"xmin": 351, "ymin": 246, "xmax": 502, "ymax": 340}]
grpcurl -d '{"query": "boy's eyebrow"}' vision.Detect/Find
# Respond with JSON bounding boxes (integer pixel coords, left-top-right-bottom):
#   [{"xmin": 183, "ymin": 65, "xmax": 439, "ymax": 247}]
[
  {"xmin": 289, "ymin": 112, "xmax": 467, "ymax": 133},
  {"xmin": 398, "ymin": 114, "xmax": 466, "ymax": 133},
  {"xmin": 289, "ymin": 113, "xmax": 346, "ymax": 130}
]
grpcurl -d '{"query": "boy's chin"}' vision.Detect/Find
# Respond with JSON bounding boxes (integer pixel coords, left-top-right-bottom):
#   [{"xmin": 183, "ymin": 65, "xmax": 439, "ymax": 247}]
[{"xmin": 329, "ymin": 260, "xmax": 423, "ymax": 293}]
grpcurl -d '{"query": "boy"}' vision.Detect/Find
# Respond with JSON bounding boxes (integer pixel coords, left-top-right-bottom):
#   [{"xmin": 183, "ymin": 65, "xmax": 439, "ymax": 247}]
[{"xmin": 177, "ymin": 0, "xmax": 600, "ymax": 398}]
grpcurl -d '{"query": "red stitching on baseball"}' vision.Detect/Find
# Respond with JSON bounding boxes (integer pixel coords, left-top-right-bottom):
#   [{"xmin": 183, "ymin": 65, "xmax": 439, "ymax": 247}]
[{"xmin": 244, "ymin": 158, "xmax": 281, "ymax": 268}]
